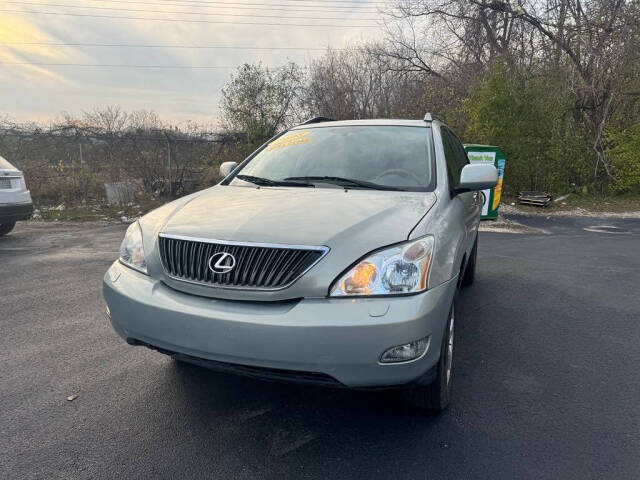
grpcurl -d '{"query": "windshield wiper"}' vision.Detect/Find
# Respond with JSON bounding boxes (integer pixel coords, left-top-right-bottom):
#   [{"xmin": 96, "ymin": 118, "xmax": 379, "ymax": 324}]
[
  {"xmin": 236, "ymin": 174, "xmax": 313, "ymax": 188},
  {"xmin": 283, "ymin": 176, "xmax": 404, "ymax": 191}
]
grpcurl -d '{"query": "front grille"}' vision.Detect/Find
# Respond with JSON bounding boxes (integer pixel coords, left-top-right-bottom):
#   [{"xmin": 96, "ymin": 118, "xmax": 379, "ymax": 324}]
[{"xmin": 158, "ymin": 234, "xmax": 328, "ymax": 290}]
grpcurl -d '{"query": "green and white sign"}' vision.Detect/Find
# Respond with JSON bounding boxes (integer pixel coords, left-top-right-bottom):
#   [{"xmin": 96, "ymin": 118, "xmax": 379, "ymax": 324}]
[{"xmin": 464, "ymin": 145, "xmax": 507, "ymax": 220}]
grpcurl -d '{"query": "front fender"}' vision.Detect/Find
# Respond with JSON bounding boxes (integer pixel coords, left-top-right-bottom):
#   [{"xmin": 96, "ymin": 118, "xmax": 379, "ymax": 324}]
[{"xmin": 410, "ymin": 196, "xmax": 467, "ymax": 289}]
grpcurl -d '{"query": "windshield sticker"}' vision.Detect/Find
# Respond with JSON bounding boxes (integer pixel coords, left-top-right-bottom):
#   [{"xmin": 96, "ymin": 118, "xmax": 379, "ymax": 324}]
[{"xmin": 265, "ymin": 131, "xmax": 311, "ymax": 151}]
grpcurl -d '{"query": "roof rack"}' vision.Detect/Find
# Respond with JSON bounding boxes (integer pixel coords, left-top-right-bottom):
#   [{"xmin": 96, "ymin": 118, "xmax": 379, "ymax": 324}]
[
  {"xmin": 423, "ymin": 112, "xmax": 444, "ymax": 122},
  {"xmin": 299, "ymin": 116, "xmax": 335, "ymax": 125}
]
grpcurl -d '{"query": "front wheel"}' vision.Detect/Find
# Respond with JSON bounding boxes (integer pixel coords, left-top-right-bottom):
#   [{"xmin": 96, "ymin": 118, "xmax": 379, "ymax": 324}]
[
  {"xmin": 403, "ymin": 303, "xmax": 455, "ymax": 412},
  {"xmin": 0, "ymin": 222, "xmax": 16, "ymax": 236}
]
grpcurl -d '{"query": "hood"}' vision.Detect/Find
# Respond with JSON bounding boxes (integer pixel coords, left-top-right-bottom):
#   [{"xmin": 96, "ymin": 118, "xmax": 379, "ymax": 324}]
[
  {"xmin": 0, "ymin": 155, "xmax": 18, "ymax": 172},
  {"xmin": 0, "ymin": 165, "xmax": 20, "ymax": 176},
  {"xmin": 162, "ymin": 185, "xmax": 435, "ymax": 247},
  {"xmin": 145, "ymin": 185, "xmax": 437, "ymax": 301}
]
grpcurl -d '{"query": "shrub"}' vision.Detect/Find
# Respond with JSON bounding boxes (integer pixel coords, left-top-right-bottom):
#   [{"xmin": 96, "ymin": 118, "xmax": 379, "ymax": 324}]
[{"xmin": 608, "ymin": 123, "xmax": 640, "ymax": 194}]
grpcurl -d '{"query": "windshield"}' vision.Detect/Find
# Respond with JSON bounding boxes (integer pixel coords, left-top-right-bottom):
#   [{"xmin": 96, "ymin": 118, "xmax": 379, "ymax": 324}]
[
  {"xmin": 231, "ymin": 126, "xmax": 434, "ymax": 191},
  {"xmin": 0, "ymin": 155, "xmax": 16, "ymax": 170}
]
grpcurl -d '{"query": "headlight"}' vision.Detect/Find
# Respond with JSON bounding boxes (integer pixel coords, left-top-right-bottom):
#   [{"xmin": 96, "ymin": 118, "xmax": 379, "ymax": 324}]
[
  {"xmin": 119, "ymin": 221, "xmax": 147, "ymax": 274},
  {"xmin": 330, "ymin": 236, "xmax": 434, "ymax": 296}
]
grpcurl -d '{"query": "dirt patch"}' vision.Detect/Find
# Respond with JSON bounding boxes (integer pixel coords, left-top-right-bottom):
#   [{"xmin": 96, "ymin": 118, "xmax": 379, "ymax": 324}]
[
  {"xmin": 479, "ymin": 215, "xmax": 548, "ymax": 234},
  {"xmin": 500, "ymin": 198, "xmax": 640, "ymax": 219},
  {"xmin": 30, "ymin": 198, "xmax": 164, "ymax": 223}
]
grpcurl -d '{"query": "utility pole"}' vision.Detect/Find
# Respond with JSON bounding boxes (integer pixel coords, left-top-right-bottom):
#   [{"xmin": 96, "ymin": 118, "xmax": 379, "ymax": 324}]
[
  {"xmin": 79, "ymin": 141, "xmax": 85, "ymax": 202},
  {"xmin": 164, "ymin": 132, "xmax": 171, "ymax": 198}
]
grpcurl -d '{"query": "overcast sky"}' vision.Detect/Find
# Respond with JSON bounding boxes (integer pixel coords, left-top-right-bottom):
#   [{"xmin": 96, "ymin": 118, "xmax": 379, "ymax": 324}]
[{"xmin": 0, "ymin": 0, "xmax": 384, "ymax": 125}]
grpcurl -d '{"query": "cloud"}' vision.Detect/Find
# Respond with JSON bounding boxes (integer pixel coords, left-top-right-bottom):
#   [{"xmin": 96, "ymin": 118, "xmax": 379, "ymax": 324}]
[
  {"xmin": 0, "ymin": 3, "xmax": 382, "ymax": 123},
  {"xmin": 0, "ymin": 13, "xmax": 80, "ymax": 83}
]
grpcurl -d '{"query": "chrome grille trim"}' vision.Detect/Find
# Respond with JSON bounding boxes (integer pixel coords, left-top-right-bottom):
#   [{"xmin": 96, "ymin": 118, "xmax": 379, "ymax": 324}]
[{"xmin": 158, "ymin": 233, "xmax": 329, "ymax": 291}]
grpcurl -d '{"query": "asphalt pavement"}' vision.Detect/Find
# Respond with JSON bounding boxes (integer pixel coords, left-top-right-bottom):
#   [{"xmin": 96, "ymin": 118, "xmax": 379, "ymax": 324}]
[{"xmin": 1, "ymin": 216, "xmax": 638, "ymax": 479}]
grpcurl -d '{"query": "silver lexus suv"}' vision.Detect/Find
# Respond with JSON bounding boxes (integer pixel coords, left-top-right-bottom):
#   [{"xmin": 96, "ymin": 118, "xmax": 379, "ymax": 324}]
[{"xmin": 103, "ymin": 115, "xmax": 497, "ymax": 410}]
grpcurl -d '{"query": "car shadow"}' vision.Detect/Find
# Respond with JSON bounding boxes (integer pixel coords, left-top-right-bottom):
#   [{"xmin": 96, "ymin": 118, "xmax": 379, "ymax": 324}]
[
  {"xmin": 167, "ymin": 358, "xmax": 426, "ymax": 420},
  {"xmin": 143, "ymin": 348, "xmax": 461, "ymax": 473}
]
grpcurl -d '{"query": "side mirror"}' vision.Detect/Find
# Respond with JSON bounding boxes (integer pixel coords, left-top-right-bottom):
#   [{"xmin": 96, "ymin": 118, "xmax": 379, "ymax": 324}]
[
  {"xmin": 219, "ymin": 161, "xmax": 238, "ymax": 178},
  {"xmin": 457, "ymin": 163, "xmax": 498, "ymax": 192}
]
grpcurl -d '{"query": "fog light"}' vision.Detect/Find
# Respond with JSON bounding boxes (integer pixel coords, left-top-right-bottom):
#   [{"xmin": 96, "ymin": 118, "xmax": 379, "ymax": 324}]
[{"xmin": 380, "ymin": 337, "xmax": 430, "ymax": 364}]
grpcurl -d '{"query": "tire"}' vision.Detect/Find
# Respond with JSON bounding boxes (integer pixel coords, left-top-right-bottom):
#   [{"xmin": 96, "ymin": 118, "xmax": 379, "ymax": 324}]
[
  {"xmin": 403, "ymin": 303, "xmax": 456, "ymax": 412},
  {"xmin": 0, "ymin": 222, "xmax": 16, "ymax": 236},
  {"xmin": 461, "ymin": 235, "xmax": 477, "ymax": 287}
]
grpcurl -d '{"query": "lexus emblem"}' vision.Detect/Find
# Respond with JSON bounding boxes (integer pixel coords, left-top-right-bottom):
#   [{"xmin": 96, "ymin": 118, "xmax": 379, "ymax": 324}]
[{"xmin": 208, "ymin": 252, "xmax": 236, "ymax": 274}]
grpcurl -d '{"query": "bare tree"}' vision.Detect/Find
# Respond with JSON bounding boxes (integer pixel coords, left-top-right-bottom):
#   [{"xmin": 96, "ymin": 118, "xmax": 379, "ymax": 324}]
[
  {"xmin": 305, "ymin": 45, "xmax": 426, "ymax": 120},
  {"xmin": 380, "ymin": 0, "xmax": 640, "ymax": 185},
  {"xmin": 0, "ymin": 110, "xmax": 229, "ymax": 203},
  {"xmin": 220, "ymin": 62, "xmax": 306, "ymax": 145}
]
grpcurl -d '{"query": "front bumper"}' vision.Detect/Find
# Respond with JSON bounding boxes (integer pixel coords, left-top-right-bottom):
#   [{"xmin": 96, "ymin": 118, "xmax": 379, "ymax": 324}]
[
  {"xmin": 0, "ymin": 202, "xmax": 33, "ymax": 223},
  {"xmin": 103, "ymin": 261, "xmax": 457, "ymax": 388}
]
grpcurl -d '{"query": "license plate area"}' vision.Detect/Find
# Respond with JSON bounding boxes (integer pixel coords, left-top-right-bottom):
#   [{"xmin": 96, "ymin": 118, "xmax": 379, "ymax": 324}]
[{"xmin": 0, "ymin": 178, "xmax": 12, "ymax": 189}]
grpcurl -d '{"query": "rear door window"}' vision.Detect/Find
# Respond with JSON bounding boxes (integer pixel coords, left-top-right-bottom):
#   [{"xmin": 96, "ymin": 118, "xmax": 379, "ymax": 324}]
[
  {"xmin": 441, "ymin": 127, "xmax": 469, "ymax": 190},
  {"xmin": 441, "ymin": 128, "xmax": 461, "ymax": 190},
  {"xmin": 448, "ymin": 128, "xmax": 470, "ymax": 171}
]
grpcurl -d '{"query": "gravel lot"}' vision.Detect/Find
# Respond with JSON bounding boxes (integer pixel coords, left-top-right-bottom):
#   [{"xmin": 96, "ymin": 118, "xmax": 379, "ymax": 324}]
[{"xmin": 1, "ymin": 217, "xmax": 639, "ymax": 479}]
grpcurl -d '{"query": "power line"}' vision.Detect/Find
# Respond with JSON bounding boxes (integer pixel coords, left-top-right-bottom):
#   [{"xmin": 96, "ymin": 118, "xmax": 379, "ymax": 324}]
[
  {"xmin": 145, "ymin": 0, "xmax": 393, "ymax": 5},
  {"xmin": 2, "ymin": 41, "xmax": 343, "ymax": 51},
  {"xmin": 97, "ymin": 0, "xmax": 391, "ymax": 6},
  {"xmin": 1, "ymin": 61, "xmax": 238, "ymax": 68},
  {"xmin": 269, "ymin": 0, "xmax": 391, "ymax": 3},
  {"xmin": 26, "ymin": 0, "xmax": 382, "ymax": 12},
  {"xmin": 82, "ymin": 0, "xmax": 382, "ymax": 11},
  {"xmin": 0, "ymin": 8, "xmax": 380, "ymax": 27},
  {"xmin": 5, "ymin": 1, "xmax": 382, "ymax": 20}
]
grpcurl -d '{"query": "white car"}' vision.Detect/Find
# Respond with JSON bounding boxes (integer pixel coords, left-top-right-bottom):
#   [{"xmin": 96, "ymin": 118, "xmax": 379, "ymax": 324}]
[{"xmin": 0, "ymin": 155, "xmax": 33, "ymax": 236}]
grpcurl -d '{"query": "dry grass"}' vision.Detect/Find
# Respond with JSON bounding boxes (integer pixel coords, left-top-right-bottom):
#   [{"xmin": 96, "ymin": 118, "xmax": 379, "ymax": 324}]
[
  {"xmin": 33, "ymin": 197, "xmax": 164, "ymax": 223},
  {"xmin": 500, "ymin": 194, "xmax": 640, "ymax": 218}
]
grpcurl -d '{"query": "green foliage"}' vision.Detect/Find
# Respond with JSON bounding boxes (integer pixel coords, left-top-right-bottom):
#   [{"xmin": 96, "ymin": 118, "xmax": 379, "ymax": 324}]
[
  {"xmin": 464, "ymin": 62, "xmax": 592, "ymax": 194},
  {"xmin": 607, "ymin": 123, "xmax": 640, "ymax": 194}
]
